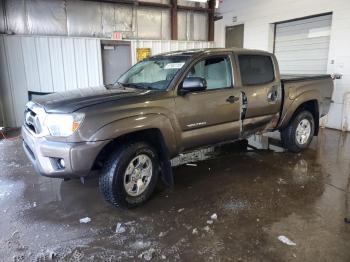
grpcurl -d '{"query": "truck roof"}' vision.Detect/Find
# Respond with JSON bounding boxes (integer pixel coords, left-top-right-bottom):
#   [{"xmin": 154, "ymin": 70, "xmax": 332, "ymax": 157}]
[{"xmin": 154, "ymin": 48, "xmax": 272, "ymax": 58}]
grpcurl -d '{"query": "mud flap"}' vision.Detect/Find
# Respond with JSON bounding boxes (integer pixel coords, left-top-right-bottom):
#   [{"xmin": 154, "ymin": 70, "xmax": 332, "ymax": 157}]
[{"xmin": 158, "ymin": 139, "xmax": 174, "ymax": 187}]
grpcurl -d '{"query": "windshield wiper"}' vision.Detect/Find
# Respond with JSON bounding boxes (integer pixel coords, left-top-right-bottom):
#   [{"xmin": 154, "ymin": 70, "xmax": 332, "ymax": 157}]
[{"xmin": 121, "ymin": 83, "xmax": 154, "ymax": 90}]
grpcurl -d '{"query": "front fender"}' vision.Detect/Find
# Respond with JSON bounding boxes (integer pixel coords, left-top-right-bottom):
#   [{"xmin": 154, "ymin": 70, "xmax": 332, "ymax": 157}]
[
  {"xmin": 278, "ymin": 90, "xmax": 320, "ymax": 129},
  {"xmin": 89, "ymin": 114, "xmax": 178, "ymax": 156}
]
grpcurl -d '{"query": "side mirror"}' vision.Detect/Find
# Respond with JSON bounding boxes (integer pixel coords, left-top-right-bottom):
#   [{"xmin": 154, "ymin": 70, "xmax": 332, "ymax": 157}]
[{"xmin": 179, "ymin": 77, "xmax": 207, "ymax": 95}]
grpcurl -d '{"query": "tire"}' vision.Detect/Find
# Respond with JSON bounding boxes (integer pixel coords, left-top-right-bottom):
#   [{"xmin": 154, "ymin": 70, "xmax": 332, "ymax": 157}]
[
  {"xmin": 99, "ymin": 142, "xmax": 160, "ymax": 208},
  {"xmin": 281, "ymin": 110, "xmax": 315, "ymax": 153}
]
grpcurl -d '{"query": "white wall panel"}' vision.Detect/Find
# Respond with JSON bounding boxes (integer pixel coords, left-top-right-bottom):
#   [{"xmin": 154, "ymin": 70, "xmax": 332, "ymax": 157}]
[
  {"xmin": 86, "ymin": 39, "xmax": 102, "ymax": 86},
  {"xmin": 35, "ymin": 37, "xmax": 54, "ymax": 92},
  {"xmin": 0, "ymin": 36, "xmax": 16, "ymax": 127},
  {"xmin": 0, "ymin": 35, "xmax": 103, "ymax": 127},
  {"xmin": 49, "ymin": 38, "xmax": 66, "ymax": 92},
  {"xmin": 62, "ymin": 38, "xmax": 78, "ymax": 90},
  {"xmin": 3, "ymin": 37, "xmax": 28, "ymax": 126},
  {"xmin": 21, "ymin": 37, "xmax": 41, "ymax": 92},
  {"xmin": 74, "ymin": 38, "xmax": 89, "ymax": 88}
]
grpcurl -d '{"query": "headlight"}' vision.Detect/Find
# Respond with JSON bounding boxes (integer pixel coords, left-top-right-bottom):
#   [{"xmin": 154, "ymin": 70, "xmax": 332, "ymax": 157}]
[{"xmin": 44, "ymin": 113, "xmax": 85, "ymax": 137}]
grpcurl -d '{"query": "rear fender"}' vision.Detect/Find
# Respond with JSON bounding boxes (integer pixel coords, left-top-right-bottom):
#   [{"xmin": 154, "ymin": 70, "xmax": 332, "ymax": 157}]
[{"xmin": 278, "ymin": 90, "xmax": 320, "ymax": 129}]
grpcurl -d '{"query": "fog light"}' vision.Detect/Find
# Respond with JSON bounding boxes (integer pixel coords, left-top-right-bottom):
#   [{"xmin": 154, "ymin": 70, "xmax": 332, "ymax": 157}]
[{"xmin": 59, "ymin": 159, "xmax": 65, "ymax": 169}]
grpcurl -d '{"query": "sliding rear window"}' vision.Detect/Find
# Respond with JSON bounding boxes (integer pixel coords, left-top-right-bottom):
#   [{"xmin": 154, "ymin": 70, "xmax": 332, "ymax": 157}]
[{"xmin": 238, "ymin": 55, "xmax": 275, "ymax": 86}]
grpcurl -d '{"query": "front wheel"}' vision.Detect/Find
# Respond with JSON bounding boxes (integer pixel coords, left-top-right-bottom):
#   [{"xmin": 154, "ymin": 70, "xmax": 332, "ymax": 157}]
[
  {"xmin": 99, "ymin": 142, "xmax": 160, "ymax": 208},
  {"xmin": 281, "ymin": 110, "xmax": 315, "ymax": 153}
]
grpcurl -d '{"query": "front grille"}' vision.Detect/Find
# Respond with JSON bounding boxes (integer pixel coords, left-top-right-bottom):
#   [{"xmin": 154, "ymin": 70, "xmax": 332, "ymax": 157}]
[
  {"xmin": 24, "ymin": 102, "xmax": 46, "ymax": 135},
  {"xmin": 24, "ymin": 108, "xmax": 38, "ymax": 133}
]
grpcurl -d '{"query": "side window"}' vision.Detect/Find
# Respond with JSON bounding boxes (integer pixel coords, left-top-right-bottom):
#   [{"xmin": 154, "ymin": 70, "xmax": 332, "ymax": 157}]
[
  {"xmin": 186, "ymin": 57, "xmax": 233, "ymax": 90},
  {"xmin": 238, "ymin": 55, "xmax": 275, "ymax": 86}
]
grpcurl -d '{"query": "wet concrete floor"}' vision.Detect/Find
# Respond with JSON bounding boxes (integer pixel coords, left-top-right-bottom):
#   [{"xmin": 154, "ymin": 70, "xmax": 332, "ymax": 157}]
[{"xmin": 0, "ymin": 128, "xmax": 350, "ymax": 261}]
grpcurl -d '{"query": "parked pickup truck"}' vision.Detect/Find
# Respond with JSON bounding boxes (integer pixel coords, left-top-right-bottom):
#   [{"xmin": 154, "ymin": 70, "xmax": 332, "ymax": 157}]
[{"xmin": 22, "ymin": 48, "xmax": 334, "ymax": 208}]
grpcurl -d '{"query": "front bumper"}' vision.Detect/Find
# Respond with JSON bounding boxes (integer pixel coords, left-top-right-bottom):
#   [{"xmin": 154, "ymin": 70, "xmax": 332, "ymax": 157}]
[{"xmin": 22, "ymin": 125, "xmax": 109, "ymax": 178}]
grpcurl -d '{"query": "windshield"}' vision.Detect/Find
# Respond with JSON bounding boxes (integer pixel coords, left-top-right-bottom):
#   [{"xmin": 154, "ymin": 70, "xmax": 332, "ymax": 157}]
[{"xmin": 117, "ymin": 56, "xmax": 190, "ymax": 90}]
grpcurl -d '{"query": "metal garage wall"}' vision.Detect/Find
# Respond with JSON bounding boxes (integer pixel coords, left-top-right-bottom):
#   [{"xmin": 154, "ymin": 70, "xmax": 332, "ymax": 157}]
[
  {"xmin": 274, "ymin": 14, "xmax": 332, "ymax": 74},
  {"xmin": 130, "ymin": 40, "xmax": 214, "ymax": 64},
  {"xmin": 178, "ymin": 11, "xmax": 208, "ymax": 41},
  {"xmin": 0, "ymin": 0, "xmax": 4, "ymax": 33},
  {"xmin": 0, "ymin": 0, "xmax": 208, "ymax": 41},
  {"xmin": 0, "ymin": 35, "xmax": 213, "ymax": 127},
  {"xmin": 0, "ymin": 35, "xmax": 103, "ymax": 127}
]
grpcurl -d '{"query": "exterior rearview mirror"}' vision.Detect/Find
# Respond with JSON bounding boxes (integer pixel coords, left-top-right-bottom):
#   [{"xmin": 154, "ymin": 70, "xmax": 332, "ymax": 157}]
[{"xmin": 179, "ymin": 77, "xmax": 207, "ymax": 95}]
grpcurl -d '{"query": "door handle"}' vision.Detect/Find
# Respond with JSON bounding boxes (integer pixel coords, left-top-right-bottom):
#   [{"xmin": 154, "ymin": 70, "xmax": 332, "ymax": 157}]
[
  {"xmin": 226, "ymin": 96, "xmax": 239, "ymax": 103},
  {"xmin": 267, "ymin": 90, "xmax": 278, "ymax": 102}
]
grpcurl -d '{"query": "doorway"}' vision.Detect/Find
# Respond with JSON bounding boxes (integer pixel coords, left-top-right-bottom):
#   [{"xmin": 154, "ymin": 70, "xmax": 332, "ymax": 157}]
[
  {"xmin": 101, "ymin": 41, "xmax": 132, "ymax": 85},
  {"xmin": 225, "ymin": 24, "xmax": 244, "ymax": 48}
]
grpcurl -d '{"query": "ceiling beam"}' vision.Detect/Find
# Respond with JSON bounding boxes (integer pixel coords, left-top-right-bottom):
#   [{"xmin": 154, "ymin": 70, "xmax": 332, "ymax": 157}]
[
  {"xmin": 208, "ymin": 0, "xmax": 215, "ymax": 41},
  {"xmin": 138, "ymin": 1, "xmax": 172, "ymax": 8},
  {"xmin": 170, "ymin": 0, "xmax": 178, "ymax": 40},
  {"xmin": 87, "ymin": 0, "xmax": 136, "ymax": 5},
  {"xmin": 84, "ymin": 0, "xmax": 211, "ymax": 12},
  {"xmin": 177, "ymin": 5, "xmax": 210, "ymax": 12},
  {"xmin": 86, "ymin": 0, "xmax": 172, "ymax": 8}
]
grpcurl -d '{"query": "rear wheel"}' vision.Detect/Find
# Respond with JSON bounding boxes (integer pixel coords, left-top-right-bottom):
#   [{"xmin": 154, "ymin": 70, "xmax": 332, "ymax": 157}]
[
  {"xmin": 281, "ymin": 110, "xmax": 315, "ymax": 153},
  {"xmin": 99, "ymin": 142, "xmax": 160, "ymax": 208}
]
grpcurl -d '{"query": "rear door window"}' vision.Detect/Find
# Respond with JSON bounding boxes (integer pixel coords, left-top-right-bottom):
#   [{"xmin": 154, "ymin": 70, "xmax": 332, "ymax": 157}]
[{"xmin": 238, "ymin": 55, "xmax": 275, "ymax": 85}]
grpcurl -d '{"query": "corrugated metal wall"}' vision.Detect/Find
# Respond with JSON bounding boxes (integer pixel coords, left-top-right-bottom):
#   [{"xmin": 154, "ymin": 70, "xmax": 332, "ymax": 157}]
[
  {"xmin": 0, "ymin": 0, "xmax": 209, "ymax": 41},
  {"xmin": 0, "ymin": 35, "xmax": 103, "ymax": 127},
  {"xmin": 0, "ymin": 35, "xmax": 214, "ymax": 127},
  {"xmin": 0, "ymin": 0, "xmax": 4, "ymax": 34}
]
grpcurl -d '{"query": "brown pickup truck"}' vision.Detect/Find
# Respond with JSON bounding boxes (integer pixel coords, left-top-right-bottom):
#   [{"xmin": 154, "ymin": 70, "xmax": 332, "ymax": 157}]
[{"xmin": 22, "ymin": 48, "xmax": 334, "ymax": 208}]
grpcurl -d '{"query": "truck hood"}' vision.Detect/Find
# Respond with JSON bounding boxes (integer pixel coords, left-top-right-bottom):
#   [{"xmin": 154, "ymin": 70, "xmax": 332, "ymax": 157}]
[{"xmin": 33, "ymin": 86, "xmax": 148, "ymax": 113}]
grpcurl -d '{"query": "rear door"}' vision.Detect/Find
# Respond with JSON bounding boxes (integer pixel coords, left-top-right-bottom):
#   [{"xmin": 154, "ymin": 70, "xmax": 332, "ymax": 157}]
[
  {"xmin": 236, "ymin": 53, "xmax": 282, "ymax": 137},
  {"xmin": 175, "ymin": 53, "xmax": 241, "ymax": 150}
]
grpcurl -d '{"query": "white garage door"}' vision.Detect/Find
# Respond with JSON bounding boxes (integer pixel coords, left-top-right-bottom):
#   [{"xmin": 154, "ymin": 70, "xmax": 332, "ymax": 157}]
[{"xmin": 274, "ymin": 14, "xmax": 332, "ymax": 74}]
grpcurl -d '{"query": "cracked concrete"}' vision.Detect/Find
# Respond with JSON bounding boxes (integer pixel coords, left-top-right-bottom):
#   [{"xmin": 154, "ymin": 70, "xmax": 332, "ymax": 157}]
[{"xmin": 0, "ymin": 128, "xmax": 350, "ymax": 261}]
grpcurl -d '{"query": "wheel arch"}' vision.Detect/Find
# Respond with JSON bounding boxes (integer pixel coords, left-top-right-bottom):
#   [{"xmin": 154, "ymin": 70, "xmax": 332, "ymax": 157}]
[
  {"xmin": 93, "ymin": 128, "xmax": 174, "ymax": 187},
  {"xmin": 280, "ymin": 98, "xmax": 320, "ymax": 136}
]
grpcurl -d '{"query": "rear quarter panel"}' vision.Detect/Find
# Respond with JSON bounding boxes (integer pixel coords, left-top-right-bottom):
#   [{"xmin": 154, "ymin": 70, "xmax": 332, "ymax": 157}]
[{"xmin": 278, "ymin": 77, "xmax": 334, "ymax": 129}]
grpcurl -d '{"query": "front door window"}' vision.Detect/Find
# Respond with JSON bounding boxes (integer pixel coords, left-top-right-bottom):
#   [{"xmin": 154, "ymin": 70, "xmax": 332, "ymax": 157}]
[{"xmin": 186, "ymin": 57, "xmax": 233, "ymax": 90}]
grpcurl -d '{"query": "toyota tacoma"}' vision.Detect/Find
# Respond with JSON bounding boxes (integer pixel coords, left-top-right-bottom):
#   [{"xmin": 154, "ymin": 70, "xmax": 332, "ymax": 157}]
[{"xmin": 22, "ymin": 48, "xmax": 334, "ymax": 208}]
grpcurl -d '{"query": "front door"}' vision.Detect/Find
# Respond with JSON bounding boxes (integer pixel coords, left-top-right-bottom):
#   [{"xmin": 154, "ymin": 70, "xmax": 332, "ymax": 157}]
[{"xmin": 175, "ymin": 54, "xmax": 241, "ymax": 150}]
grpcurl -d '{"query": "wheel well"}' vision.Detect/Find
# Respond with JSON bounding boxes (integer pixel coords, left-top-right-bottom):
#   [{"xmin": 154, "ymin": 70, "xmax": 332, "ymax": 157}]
[
  {"xmin": 293, "ymin": 100, "xmax": 319, "ymax": 136},
  {"xmin": 92, "ymin": 129, "xmax": 168, "ymax": 170}
]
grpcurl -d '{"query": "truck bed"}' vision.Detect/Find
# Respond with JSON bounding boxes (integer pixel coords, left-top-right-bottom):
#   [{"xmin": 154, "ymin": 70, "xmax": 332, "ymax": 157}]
[
  {"xmin": 278, "ymin": 73, "xmax": 334, "ymax": 130},
  {"xmin": 281, "ymin": 74, "xmax": 331, "ymax": 83}
]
